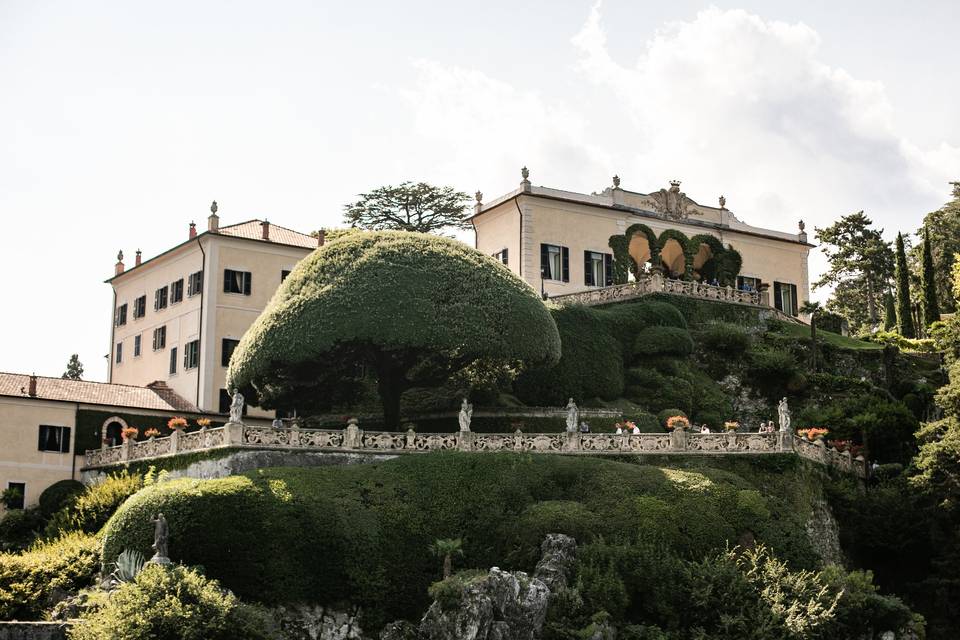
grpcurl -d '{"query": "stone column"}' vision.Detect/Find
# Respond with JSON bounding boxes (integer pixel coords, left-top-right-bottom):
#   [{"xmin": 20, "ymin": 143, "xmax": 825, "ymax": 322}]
[
  {"xmin": 170, "ymin": 428, "xmax": 181, "ymax": 454},
  {"xmin": 344, "ymin": 419, "xmax": 363, "ymax": 449},
  {"xmin": 670, "ymin": 427, "xmax": 687, "ymax": 451},
  {"xmin": 457, "ymin": 431, "xmax": 476, "ymax": 452},
  {"xmin": 564, "ymin": 431, "xmax": 580, "ymax": 452},
  {"xmin": 121, "ymin": 439, "xmax": 131, "ymax": 462},
  {"xmin": 405, "ymin": 427, "xmax": 417, "ymax": 450}
]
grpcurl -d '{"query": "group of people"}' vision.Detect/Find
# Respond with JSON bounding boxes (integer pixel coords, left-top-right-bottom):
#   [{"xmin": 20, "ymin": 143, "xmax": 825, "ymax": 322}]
[
  {"xmin": 757, "ymin": 421, "xmax": 777, "ymax": 433},
  {"xmin": 614, "ymin": 423, "xmax": 641, "ymax": 435}
]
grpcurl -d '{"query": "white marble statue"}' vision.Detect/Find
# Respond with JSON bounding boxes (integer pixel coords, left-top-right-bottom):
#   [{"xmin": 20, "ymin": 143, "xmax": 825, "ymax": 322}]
[
  {"xmin": 778, "ymin": 397, "xmax": 791, "ymax": 432},
  {"xmin": 565, "ymin": 398, "xmax": 579, "ymax": 433},
  {"xmin": 229, "ymin": 390, "xmax": 245, "ymax": 424},
  {"xmin": 458, "ymin": 398, "xmax": 473, "ymax": 432}
]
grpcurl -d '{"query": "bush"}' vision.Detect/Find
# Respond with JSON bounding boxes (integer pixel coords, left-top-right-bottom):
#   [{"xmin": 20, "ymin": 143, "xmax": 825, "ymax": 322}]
[
  {"xmin": 0, "ymin": 508, "xmax": 45, "ymax": 552},
  {"xmin": 99, "ymin": 454, "xmax": 812, "ymax": 629},
  {"xmin": 698, "ymin": 322, "xmax": 751, "ymax": 355},
  {"xmin": 38, "ymin": 480, "xmax": 85, "ymax": 518},
  {"xmin": 624, "ymin": 369, "xmax": 693, "ymax": 415},
  {"xmin": 746, "ymin": 347, "xmax": 798, "ymax": 399},
  {"xmin": 69, "ymin": 564, "xmax": 274, "ymax": 640},
  {"xmin": 45, "ymin": 471, "xmax": 142, "ymax": 538},
  {"xmin": 628, "ymin": 413, "xmax": 662, "ymax": 433},
  {"xmin": 656, "ymin": 409, "xmax": 686, "ymax": 427},
  {"xmin": 0, "ymin": 532, "xmax": 99, "ymax": 621},
  {"xmin": 633, "ymin": 326, "xmax": 694, "ymax": 357}
]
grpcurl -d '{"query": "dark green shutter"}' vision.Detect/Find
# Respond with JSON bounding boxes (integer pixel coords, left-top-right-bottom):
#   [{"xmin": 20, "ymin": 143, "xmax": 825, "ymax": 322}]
[
  {"xmin": 604, "ymin": 254, "xmax": 613, "ymax": 286},
  {"xmin": 243, "ymin": 272, "xmax": 252, "ymax": 295},
  {"xmin": 561, "ymin": 247, "xmax": 569, "ymax": 282},
  {"xmin": 540, "ymin": 244, "xmax": 550, "ymax": 279},
  {"xmin": 584, "ymin": 251, "xmax": 594, "ymax": 286},
  {"xmin": 774, "ymin": 282, "xmax": 783, "ymax": 311},
  {"xmin": 790, "ymin": 285, "xmax": 799, "ymax": 317}
]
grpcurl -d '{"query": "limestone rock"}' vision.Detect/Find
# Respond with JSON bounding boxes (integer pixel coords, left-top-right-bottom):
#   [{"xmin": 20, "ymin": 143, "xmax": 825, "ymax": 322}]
[
  {"xmin": 379, "ymin": 620, "xmax": 419, "ymax": 640},
  {"xmin": 271, "ymin": 603, "xmax": 366, "ymax": 640},
  {"xmin": 533, "ymin": 533, "xmax": 576, "ymax": 592}
]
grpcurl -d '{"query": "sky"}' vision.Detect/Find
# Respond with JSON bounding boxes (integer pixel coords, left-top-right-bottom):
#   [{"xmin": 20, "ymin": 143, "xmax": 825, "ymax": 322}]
[{"xmin": 1, "ymin": 0, "xmax": 958, "ymax": 381}]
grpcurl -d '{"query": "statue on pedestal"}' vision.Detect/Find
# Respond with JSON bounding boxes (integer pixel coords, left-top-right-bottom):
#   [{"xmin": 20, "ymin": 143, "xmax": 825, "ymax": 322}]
[
  {"xmin": 565, "ymin": 398, "xmax": 579, "ymax": 433},
  {"xmin": 149, "ymin": 512, "xmax": 171, "ymax": 564},
  {"xmin": 778, "ymin": 397, "xmax": 791, "ymax": 433},
  {"xmin": 229, "ymin": 390, "xmax": 245, "ymax": 424},
  {"xmin": 458, "ymin": 398, "xmax": 473, "ymax": 432}
]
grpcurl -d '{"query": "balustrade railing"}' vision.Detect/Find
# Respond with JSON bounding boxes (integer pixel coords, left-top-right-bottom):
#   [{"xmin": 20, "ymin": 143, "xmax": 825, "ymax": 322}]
[
  {"xmin": 83, "ymin": 423, "xmax": 864, "ymax": 477},
  {"xmin": 549, "ymin": 273, "xmax": 764, "ymax": 308}
]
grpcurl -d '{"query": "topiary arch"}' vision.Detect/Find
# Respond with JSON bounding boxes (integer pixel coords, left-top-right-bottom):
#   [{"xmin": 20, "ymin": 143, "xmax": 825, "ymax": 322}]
[
  {"xmin": 227, "ymin": 231, "xmax": 562, "ymax": 429},
  {"xmin": 609, "ymin": 227, "xmax": 743, "ymax": 284}
]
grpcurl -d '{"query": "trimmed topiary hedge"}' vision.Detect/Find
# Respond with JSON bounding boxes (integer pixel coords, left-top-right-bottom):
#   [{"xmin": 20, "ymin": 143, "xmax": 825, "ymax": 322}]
[
  {"xmin": 633, "ymin": 326, "xmax": 694, "ymax": 357},
  {"xmin": 37, "ymin": 480, "xmax": 84, "ymax": 518},
  {"xmin": 100, "ymin": 454, "xmax": 816, "ymax": 629}
]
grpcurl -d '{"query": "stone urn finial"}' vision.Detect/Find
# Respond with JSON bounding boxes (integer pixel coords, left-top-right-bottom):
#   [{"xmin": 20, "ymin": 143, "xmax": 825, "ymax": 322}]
[
  {"xmin": 612, "ymin": 175, "xmax": 621, "ymax": 188},
  {"xmin": 521, "ymin": 166, "xmax": 530, "ymax": 181},
  {"xmin": 475, "ymin": 190, "xmax": 483, "ymax": 204},
  {"xmin": 719, "ymin": 195, "xmax": 726, "ymax": 209},
  {"xmin": 116, "ymin": 250, "xmax": 124, "ymax": 262},
  {"xmin": 210, "ymin": 200, "xmax": 218, "ymax": 215},
  {"xmin": 798, "ymin": 219, "xmax": 805, "ymax": 232}
]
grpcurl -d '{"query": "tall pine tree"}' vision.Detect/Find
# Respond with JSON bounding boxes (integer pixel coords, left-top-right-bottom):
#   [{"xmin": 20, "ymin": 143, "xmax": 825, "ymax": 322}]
[
  {"xmin": 895, "ymin": 233, "xmax": 916, "ymax": 338},
  {"xmin": 921, "ymin": 227, "xmax": 941, "ymax": 327},
  {"xmin": 62, "ymin": 354, "xmax": 84, "ymax": 380}
]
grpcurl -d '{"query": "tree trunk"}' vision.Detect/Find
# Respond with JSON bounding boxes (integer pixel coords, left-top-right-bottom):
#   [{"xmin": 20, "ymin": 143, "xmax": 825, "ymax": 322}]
[
  {"xmin": 374, "ymin": 354, "xmax": 408, "ymax": 431},
  {"xmin": 443, "ymin": 554, "xmax": 452, "ymax": 579}
]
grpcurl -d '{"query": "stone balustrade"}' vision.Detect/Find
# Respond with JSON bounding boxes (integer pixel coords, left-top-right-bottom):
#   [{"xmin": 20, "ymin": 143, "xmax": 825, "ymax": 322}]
[
  {"xmin": 549, "ymin": 273, "xmax": 764, "ymax": 308},
  {"xmin": 82, "ymin": 422, "xmax": 865, "ymax": 477}
]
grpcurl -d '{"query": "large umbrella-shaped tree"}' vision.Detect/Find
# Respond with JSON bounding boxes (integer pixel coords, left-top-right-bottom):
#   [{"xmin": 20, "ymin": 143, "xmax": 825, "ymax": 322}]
[{"xmin": 227, "ymin": 231, "xmax": 561, "ymax": 429}]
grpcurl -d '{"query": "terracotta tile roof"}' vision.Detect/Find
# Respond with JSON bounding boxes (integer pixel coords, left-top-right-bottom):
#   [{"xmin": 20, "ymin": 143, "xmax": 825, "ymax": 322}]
[
  {"xmin": 0, "ymin": 373, "xmax": 199, "ymax": 413},
  {"xmin": 218, "ymin": 220, "xmax": 318, "ymax": 250}
]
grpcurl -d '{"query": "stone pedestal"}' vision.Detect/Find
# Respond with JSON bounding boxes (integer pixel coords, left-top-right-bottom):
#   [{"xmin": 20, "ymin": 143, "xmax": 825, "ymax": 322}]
[
  {"xmin": 670, "ymin": 427, "xmax": 687, "ymax": 451},
  {"xmin": 457, "ymin": 431, "xmax": 476, "ymax": 452},
  {"xmin": 224, "ymin": 421, "xmax": 244, "ymax": 446},
  {"xmin": 777, "ymin": 430, "xmax": 794, "ymax": 452},
  {"xmin": 564, "ymin": 431, "xmax": 580, "ymax": 452},
  {"xmin": 344, "ymin": 420, "xmax": 363, "ymax": 449},
  {"xmin": 170, "ymin": 428, "xmax": 181, "ymax": 453}
]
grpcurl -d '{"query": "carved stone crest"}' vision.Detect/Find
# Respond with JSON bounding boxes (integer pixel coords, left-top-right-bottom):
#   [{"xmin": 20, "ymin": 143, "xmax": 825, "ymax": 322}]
[{"xmin": 650, "ymin": 181, "xmax": 695, "ymax": 220}]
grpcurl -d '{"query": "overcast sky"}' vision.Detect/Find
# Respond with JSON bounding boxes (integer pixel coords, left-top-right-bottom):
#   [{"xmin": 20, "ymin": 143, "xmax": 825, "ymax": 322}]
[{"xmin": 2, "ymin": 0, "xmax": 958, "ymax": 381}]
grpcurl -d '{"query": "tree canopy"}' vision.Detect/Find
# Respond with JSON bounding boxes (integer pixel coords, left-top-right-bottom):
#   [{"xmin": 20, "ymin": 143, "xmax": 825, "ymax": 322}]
[
  {"xmin": 814, "ymin": 212, "xmax": 894, "ymax": 332},
  {"xmin": 227, "ymin": 231, "xmax": 561, "ymax": 428},
  {"xmin": 895, "ymin": 232, "xmax": 916, "ymax": 339},
  {"xmin": 62, "ymin": 354, "xmax": 83, "ymax": 380},
  {"xmin": 911, "ymin": 182, "xmax": 960, "ymax": 314},
  {"xmin": 343, "ymin": 182, "xmax": 471, "ymax": 234}
]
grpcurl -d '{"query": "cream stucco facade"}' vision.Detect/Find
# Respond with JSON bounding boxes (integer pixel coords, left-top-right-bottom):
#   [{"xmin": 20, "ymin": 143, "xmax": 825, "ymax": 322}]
[
  {"xmin": 108, "ymin": 213, "xmax": 318, "ymax": 416},
  {"xmin": 472, "ymin": 173, "xmax": 812, "ymax": 315}
]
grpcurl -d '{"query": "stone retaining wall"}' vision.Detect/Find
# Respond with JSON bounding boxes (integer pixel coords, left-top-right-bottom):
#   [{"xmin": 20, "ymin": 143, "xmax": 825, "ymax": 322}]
[{"xmin": 0, "ymin": 623, "xmax": 69, "ymax": 640}]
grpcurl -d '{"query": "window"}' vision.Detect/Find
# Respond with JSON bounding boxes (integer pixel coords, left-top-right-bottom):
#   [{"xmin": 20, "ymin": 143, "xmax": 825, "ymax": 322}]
[
  {"xmin": 170, "ymin": 278, "xmax": 184, "ymax": 304},
  {"xmin": 115, "ymin": 303, "xmax": 127, "ymax": 326},
  {"xmin": 169, "ymin": 347, "xmax": 178, "ymax": 375},
  {"xmin": 281, "ymin": 270, "xmax": 291, "ymax": 282},
  {"xmin": 493, "ymin": 249, "xmax": 508, "ymax": 265},
  {"xmin": 584, "ymin": 251, "xmax": 613, "ymax": 287},
  {"xmin": 38, "ymin": 425, "xmax": 70, "ymax": 453},
  {"xmin": 152, "ymin": 326, "xmax": 166, "ymax": 351},
  {"xmin": 154, "ymin": 285, "xmax": 168, "ymax": 311},
  {"xmin": 133, "ymin": 334, "xmax": 142, "ymax": 357},
  {"xmin": 774, "ymin": 282, "xmax": 799, "ymax": 317},
  {"xmin": 5, "ymin": 483, "xmax": 25, "ymax": 510},
  {"xmin": 184, "ymin": 339, "xmax": 200, "ymax": 369},
  {"xmin": 540, "ymin": 244, "xmax": 569, "ymax": 282},
  {"xmin": 223, "ymin": 269, "xmax": 252, "ymax": 295},
  {"xmin": 187, "ymin": 270, "xmax": 203, "ymax": 296},
  {"xmin": 115, "ymin": 342, "xmax": 123, "ymax": 364},
  {"xmin": 133, "ymin": 295, "xmax": 146, "ymax": 319},
  {"xmin": 736, "ymin": 276, "xmax": 761, "ymax": 292},
  {"xmin": 221, "ymin": 338, "xmax": 240, "ymax": 367}
]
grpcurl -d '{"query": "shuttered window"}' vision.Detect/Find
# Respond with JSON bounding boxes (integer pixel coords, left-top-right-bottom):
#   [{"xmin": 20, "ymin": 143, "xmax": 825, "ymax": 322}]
[
  {"xmin": 184, "ymin": 340, "xmax": 200, "ymax": 369},
  {"xmin": 540, "ymin": 244, "xmax": 569, "ymax": 282},
  {"xmin": 773, "ymin": 282, "xmax": 799, "ymax": 317},
  {"xmin": 222, "ymin": 338, "xmax": 240, "ymax": 367},
  {"xmin": 38, "ymin": 425, "xmax": 70, "ymax": 453},
  {"xmin": 170, "ymin": 278, "xmax": 184, "ymax": 304},
  {"xmin": 152, "ymin": 326, "xmax": 166, "ymax": 351},
  {"xmin": 187, "ymin": 271, "xmax": 203, "ymax": 296},
  {"xmin": 224, "ymin": 270, "xmax": 252, "ymax": 295},
  {"xmin": 584, "ymin": 251, "xmax": 613, "ymax": 287},
  {"xmin": 169, "ymin": 347, "xmax": 178, "ymax": 375},
  {"xmin": 133, "ymin": 296, "xmax": 146, "ymax": 319},
  {"xmin": 133, "ymin": 334, "xmax": 142, "ymax": 357},
  {"xmin": 493, "ymin": 249, "xmax": 508, "ymax": 265},
  {"xmin": 154, "ymin": 286, "xmax": 168, "ymax": 310},
  {"xmin": 115, "ymin": 304, "xmax": 127, "ymax": 326}
]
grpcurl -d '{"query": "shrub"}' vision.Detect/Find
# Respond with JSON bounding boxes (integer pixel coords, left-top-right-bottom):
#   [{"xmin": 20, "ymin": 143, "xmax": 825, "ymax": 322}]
[
  {"xmin": 624, "ymin": 369, "xmax": 693, "ymax": 415},
  {"xmin": 0, "ymin": 532, "xmax": 99, "ymax": 621},
  {"xmin": 38, "ymin": 480, "xmax": 85, "ymax": 518},
  {"xmin": 746, "ymin": 347, "xmax": 798, "ymax": 398},
  {"xmin": 628, "ymin": 412, "xmax": 662, "ymax": 433},
  {"xmin": 698, "ymin": 322, "xmax": 751, "ymax": 355},
  {"xmin": 69, "ymin": 564, "xmax": 274, "ymax": 640},
  {"xmin": 633, "ymin": 326, "xmax": 694, "ymax": 357},
  {"xmin": 0, "ymin": 508, "xmax": 45, "ymax": 552},
  {"xmin": 45, "ymin": 471, "xmax": 143, "ymax": 538},
  {"xmin": 657, "ymin": 409, "xmax": 686, "ymax": 427},
  {"xmin": 99, "ymin": 454, "xmax": 810, "ymax": 629}
]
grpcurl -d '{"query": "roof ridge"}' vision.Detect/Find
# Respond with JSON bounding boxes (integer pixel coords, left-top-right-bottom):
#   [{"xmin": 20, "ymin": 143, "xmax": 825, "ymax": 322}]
[
  {"xmin": 0, "ymin": 371, "xmax": 181, "ymax": 392},
  {"xmin": 219, "ymin": 218, "xmax": 314, "ymax": 239}
]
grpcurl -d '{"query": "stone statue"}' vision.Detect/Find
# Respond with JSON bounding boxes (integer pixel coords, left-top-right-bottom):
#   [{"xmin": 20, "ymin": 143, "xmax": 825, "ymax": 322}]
[
  {"xmin": 778, "ymin": 397, "xmax": 791, "ymax": 432},
  {"xmin": 150, "ymin": 512, "xmax": 169, "ymax": 561},
  {"xmin": 565, "ymin": 398, "xmax": 579, "ymax": 433},
  {"xmin": 650, "ymin": 180, "xmax": 695, "ymax": 220},
  {"xmin": 271, "ymin": 418, "xmax": 283, "ymax": 428},
  {"xmin": 229, "ymin": 390, "xmax": 244, "ymax": 424},
  {"xmin": 458, "ymin": 398, "xmax": 473, "ymax": 432}
]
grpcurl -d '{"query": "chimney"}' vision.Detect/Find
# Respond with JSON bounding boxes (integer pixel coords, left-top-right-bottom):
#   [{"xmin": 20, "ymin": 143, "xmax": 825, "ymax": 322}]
[
  {"xmin": 135, "ymin": 249, "xmax": 142, "ymax": 266},
  {"xmin": 27, "ymin": 374, "xmax": 37, "ymax": 397},
  {"xmin": 114, "ymin": 250, "xmax": 125, "ymax": 276},
  {"xmin": 317, "ymin": 228, "xmax": 326, "ymax": 247},
  {"xmin": 208, "ymin": 200, "xmax": 220, "ymax": 232},
  {"xmin": 261, "ymin": 219, "xmax": 270, "ymax": 241},
  {"xmin": 189, "ymin": 222, "xmax": 197, "ymax": 239}
]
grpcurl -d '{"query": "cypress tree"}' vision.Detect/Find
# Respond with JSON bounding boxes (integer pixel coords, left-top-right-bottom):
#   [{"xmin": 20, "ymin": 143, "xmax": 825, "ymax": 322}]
[
  {"xmin": 894, "ymin": 233, "xmax": 916, "ymax": 338},
  {"xmin": 883, "ymin": 290, "xmax": 897, "ymax": 331},
  {"xmin": 921, "ymin": 227, "xmax": 941, "ymax": 326}
]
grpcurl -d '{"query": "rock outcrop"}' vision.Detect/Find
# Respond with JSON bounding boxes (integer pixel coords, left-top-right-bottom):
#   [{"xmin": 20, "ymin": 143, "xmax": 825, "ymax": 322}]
[{"xmin": 414, "ymin": 534, "xmax": 576, "ymax": 640}]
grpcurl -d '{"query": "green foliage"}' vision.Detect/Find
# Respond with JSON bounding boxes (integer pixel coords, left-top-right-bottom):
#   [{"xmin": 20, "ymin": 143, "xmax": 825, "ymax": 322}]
[
  {"xmin": 746, "ymin": 348, "xmax": 798, "ymax": 399},
  {"xmin": 921, "ymin": 228, "xmax": 941, "ymax": 327},
  {"xmin": 633, "ymin": 326, "xmax": 693, "ymax": 357},
  {"xmin": 883, "ymin": 290, "xmax": 897, "ymax": 331},
  {"xmin": 515, "ymin": 305, "xmax": 624, "ymax": 405},
  {"xmin": 99, "ymin": 454, "xmax": 815, "ymax": 629},
  {"xmin": 0, "ymin": 533, "xmax": 99, "ymax": 621},
  {"xmin": 45, "ymin": 471, "xmax": 143, "ymax": 538},
  {"xmin": 110, "ymin": 549, "xmax": 145, "ymax": 584},
  {"xmin": 38, "ymin": 480, "xmax": 84, "ymax": 518},
  {"xmin": 62, "ymin": 354, "xmax": 84, "ymax": 380},
  {"xmin": 0, "ymin": 508, "xmax": 45, "ymax": 552},
  {"xmin": 227, "ymin": 231, "xmax": 561, "ymax": 428},
  {"xmin": 912, "ymin": 183, "xmax": 960, "ymax": 314},
  {"xmin": 895, "ymin": 232, "xmax": 916, "ymax": 339},
  {"xmin": 698, "ymin": 321, "xmax": 751, "ymax": 356},
  {"xmin": 656, "ymin": 409, "xmax": 686, "ymax": 427},
  {"xmin": 426, "ymin": 570, "xmax": 487, "ymax": 611},
  {"xmin": 342, "ymin": 182, "xmax": 471, "ymax": 233},
  {"xmin": 69, "ymin": 564, "xmax": 274, "ymax": 640},
  {"xmin": 863, "ymin": 330, "xmax": 937, "ymax": 352}
]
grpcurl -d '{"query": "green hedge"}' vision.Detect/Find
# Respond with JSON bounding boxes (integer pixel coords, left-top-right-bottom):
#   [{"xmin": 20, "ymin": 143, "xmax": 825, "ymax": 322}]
[
  {"xmin": 100, "ymin": 454, "xmax": 815, "ymax": 629},
  {"xmin": 0, "ymin": 532, "xmax": 99, "ymax": 621},
  {"xmin": 633, "ymin": 326, "xmax": 694, "ymax": 357}
]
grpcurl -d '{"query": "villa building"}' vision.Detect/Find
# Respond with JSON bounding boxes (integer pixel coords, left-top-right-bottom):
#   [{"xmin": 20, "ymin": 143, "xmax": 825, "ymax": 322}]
[
  {"xmin": 106, "ymin": 204, "xmax": 320, "ymax": 417},
  {"xmin": 471, "ymin": 170, "xmax": 813, "ymax": 316}
]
